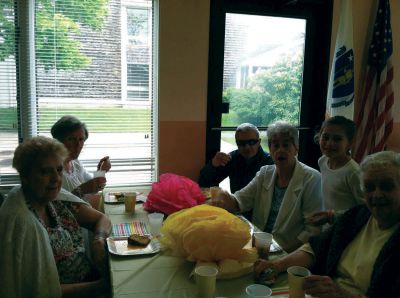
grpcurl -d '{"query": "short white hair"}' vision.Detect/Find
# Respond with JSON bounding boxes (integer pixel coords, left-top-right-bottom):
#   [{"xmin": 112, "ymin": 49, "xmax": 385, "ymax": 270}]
[
  {"xmin": 360, "ymin": 151, "xmax": 400, "ymax": 174},
  {"xmin": 360, "ymin": 151, "xmax": 400, "ymax": 192},
  {"xmin": 267, "ymin": 121, "xmax": 299, "ymax": 146},
  {"xmin": 235, "ymin": 123, "xmax": 260, "ymax": 139}
]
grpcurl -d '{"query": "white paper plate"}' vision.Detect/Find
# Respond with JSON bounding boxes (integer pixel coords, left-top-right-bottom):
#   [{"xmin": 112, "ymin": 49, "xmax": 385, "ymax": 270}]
[{"xmin": 106, "ymin": 236, "xmax": 161, "ymax": 256}]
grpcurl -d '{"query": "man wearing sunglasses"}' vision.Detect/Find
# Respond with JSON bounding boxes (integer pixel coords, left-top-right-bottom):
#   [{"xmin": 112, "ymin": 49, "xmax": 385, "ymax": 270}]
[{"xmin": 199, "ymin": 123, "xmax": 273, "ymax": 194}]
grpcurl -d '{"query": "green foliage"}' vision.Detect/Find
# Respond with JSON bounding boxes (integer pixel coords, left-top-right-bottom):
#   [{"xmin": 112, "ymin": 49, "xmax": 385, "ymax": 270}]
[
  {"xmin": 35, "ymin": 12, "xmax": 91, "ymax": 70},
  {"xmin": 223, "ymin": 53, "xmax": 303, "ymax": 126},
  {"xmin": 50, "ymin": 0, "xmax": 108, "ymax": 29},
  {"xmin": 0, "ymin": 3, "xmax": 15, "ymax": 61},
  {"xmin": 0, "ymin": 107, "xmax": 151, "ymax": 132},
  {"xmin": 0, "ymin": 0, "xmax": 108, "ymax": 70},
  {"xmin": 0, "ymin": 107, "xmax": 17, "ymax": 131}
]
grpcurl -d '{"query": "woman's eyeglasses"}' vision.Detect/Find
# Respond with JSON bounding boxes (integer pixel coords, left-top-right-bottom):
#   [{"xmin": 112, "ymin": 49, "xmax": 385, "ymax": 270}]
[{"xmin": 236, "ymin": 139, "xmax": 259, "ymax": 146}]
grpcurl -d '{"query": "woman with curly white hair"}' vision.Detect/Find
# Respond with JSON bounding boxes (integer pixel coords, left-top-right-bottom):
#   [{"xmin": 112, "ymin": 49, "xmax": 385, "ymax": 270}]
[{"xmin": 0, "ymin": 136, "xmax": 111, "ymax": 298}]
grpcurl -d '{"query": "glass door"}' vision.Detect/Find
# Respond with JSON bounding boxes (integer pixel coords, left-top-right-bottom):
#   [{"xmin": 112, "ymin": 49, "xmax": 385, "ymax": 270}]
[
  {"xmin": 221, "ymin": 13, "xmax": 306, "ymax": 153},
  {"xmin": 206, "ymin": 0, "xmax": 333, "ymax": 169}
]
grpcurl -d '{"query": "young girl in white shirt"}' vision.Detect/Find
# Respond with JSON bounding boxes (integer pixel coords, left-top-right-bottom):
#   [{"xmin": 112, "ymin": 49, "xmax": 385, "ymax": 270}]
[{"xmin": 307, "ymin": 116, "xmax": 364, "ymax": 226}]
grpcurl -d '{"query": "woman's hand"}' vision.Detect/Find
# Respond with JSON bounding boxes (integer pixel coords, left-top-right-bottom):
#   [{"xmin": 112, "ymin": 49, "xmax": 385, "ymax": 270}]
[
  {"xmin": 75, "ymin": 205, "xmax": 111, "ymax": 276},
  {"xmin": 253, "ymin": 259, "xmax": 283, "ymax": 283},
  {"xmin": 304, "ymin": 275, "xmax": 360, "ymax": 298},
  {"xmin": 91, "ymin": 238, "xmax": 108, "ymax": 277},
  {"xmin": 98, "ymin": 156, "xmax": 111, "ymax": 172},
  {"xmin": 305, "ymin": 211, "xmax": 329, "ymax": 226},
  {"xmin": 208, "ymin": 190, "xmax": 239, "ymax": 213},
  {"xmin": 80, "ymin": 177, "xmax": 107, "ymax": 194}
]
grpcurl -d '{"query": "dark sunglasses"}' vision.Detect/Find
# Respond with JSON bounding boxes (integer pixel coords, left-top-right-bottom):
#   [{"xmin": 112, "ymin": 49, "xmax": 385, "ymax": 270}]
[{"xmin": 236, "ymin": 139, "xmax": 259, "ymax": 146}]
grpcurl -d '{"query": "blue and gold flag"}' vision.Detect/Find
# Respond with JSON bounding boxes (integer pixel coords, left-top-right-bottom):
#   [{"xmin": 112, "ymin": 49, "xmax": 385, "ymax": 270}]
[{"xmin": 326, "ymin": 0, "xmax": 354, "ymax": 119}]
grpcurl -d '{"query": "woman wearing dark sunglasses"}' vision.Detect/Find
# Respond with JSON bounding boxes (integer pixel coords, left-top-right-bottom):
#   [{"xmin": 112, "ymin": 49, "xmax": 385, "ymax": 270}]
[
  {"xmin": 198, "ymin": 123, "xmax": 273, "ymax": 194},
  {"xmin": 210, "ymin": 121, "xmax": 323, "ymax": 253}
]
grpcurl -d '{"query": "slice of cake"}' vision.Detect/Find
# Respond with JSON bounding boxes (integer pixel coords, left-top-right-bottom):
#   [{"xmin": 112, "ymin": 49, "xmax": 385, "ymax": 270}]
[{"xmin": 127, "ymin": 234, "xmax": 151, "ymax": 247}]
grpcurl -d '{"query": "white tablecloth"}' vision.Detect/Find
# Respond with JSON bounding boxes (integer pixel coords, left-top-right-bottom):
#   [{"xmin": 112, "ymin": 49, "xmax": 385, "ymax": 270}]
[{"xmin": 105, "ymin": 202, "xmax": 289, "ymax": 298}]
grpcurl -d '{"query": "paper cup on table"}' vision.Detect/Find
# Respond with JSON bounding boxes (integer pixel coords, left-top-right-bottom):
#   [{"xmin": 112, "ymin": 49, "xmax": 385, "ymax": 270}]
[
  {"xmin": 195, "ymin": 265, "xmax": 218, "ymax": 298},
  {"xmin": 287, "ymin": 266, "xmax": 311, "ymax": 298},
  {"xmin": 253, "ymin": 232, "xmax": 273, "ymax": 257},
  {"xmin": 148, "ymin": 212, "xmax": 164, "ymax": 236},
  {"xmin": 245, "ymin": 284, "xmax": 272, "ymax": 297},
  {"xmin": 124, "ymin": 192, "xmax": 137, "ymax": 213}
]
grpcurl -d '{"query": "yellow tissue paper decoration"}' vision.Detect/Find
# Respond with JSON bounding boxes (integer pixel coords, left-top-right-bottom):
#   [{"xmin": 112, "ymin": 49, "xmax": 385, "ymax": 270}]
[{"xmin": 160, "ymin": 205, "xmax": 257, "ymax": 263}]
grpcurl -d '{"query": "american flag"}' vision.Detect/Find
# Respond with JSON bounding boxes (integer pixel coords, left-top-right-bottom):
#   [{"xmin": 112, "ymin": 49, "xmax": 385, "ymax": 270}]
[{"xmin": 353, "ymin": 0, "xmax": 394, "ymax": 163}]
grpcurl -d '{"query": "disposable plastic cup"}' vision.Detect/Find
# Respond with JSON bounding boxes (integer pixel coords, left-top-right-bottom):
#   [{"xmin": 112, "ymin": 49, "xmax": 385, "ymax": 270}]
[
  {"xmin": 148, "ymin": 212, "xmax": 164, "ymax": 236},
  {"xmin": 195, "ymin": 265, "xmax": 218, "ymax": 298},
  {"xmin": 253, "ymin": 232, "xmax": 273, "ymax": 257},
  {"xmin": 124, "ymin": 192, "xmax": 137, "ymax": 213},
  {"xmin": 245, "ymin": 284, "xmax": 272, "ymax": 297},
  {"xmin": 287, "ymin": 266, "xmax": 311, "ymax": 298}
]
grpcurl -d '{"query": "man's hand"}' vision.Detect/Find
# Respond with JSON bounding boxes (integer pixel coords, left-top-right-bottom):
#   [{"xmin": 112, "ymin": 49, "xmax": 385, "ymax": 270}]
[{"xmin": 211, "ymin": 152, "xmax": 231, "ymax": 167}]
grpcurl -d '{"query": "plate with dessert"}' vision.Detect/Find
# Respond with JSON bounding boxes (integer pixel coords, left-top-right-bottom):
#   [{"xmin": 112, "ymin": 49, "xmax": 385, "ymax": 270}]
[{"xmin": 106, "ymin": 234, "xmax": 161, "ymax": 256}]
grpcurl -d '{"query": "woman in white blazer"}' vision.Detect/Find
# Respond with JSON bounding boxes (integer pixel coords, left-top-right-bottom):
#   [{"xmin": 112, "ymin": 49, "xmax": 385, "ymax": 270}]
[{"xmin": 211, "ymin": 121, "xmax": 323, "ymax": 253}]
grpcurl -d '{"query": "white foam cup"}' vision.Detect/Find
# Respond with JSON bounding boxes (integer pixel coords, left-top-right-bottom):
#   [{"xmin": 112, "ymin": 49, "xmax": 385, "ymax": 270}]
[
  {"xmin": 148, "ymin": 212, "xmax": 164, "ymax": 236},
  {"xmin": 253, "ymin": 232, "xmax": 273, "ymax": 256},
  {"xmin": 195, "ymin": 265, "xmax": 218, "ymax": 298},
  {"xmin": 245, "ymin": 284, "xmax": 272, "ymax": 297}
]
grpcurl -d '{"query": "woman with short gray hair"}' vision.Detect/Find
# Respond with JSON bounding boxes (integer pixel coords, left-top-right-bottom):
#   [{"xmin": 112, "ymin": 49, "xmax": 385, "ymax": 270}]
[
  {"xmin": 267, "ymin": 120, "xmax": 299, "ymax": 147},
  {"xmin": 211, "ymin": 121, "xmax": 322, "ymax": 253}
]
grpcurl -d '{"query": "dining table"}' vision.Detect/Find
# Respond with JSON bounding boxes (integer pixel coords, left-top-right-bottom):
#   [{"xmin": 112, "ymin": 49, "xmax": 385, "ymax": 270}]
[{"xmin": 103, "ymin": 190, "xmax": 290, "ymax": 298}]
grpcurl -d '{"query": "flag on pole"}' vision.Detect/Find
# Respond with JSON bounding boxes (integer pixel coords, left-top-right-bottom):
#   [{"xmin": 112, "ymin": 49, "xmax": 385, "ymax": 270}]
[
  {"xmin": 353, "ymin": 0, "xmax": 394, "ymax": 163},
  {"xmin": 326, "ymin": 0, "xmax": 354, "ymax": 120}
]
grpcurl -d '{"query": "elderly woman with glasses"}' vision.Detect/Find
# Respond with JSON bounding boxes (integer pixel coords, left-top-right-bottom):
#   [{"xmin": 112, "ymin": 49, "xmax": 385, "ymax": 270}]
[
  {"xmin": 51, "ymin": 115, "xmax": 111, "ymax": 205},
  {"xmin": 254, "ymin": 150, "xmax": 400, "ymax": 298},
  {"xmin": 210, "ymin": 121, "xmax": 323, "ymax": 253},
  {"xmin": 0, "ymin": 136, "xmax": 111, "ymax": 298}
]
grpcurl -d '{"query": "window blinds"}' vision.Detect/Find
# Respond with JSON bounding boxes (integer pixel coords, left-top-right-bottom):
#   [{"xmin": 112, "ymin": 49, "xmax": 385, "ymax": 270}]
[
  {"xmin": 0, "ymin": 0, "xmax": 158, "ymax": 190},
  {"xmin": 0, "ymin": 0, "xmax": 19, "ymax": 188}
]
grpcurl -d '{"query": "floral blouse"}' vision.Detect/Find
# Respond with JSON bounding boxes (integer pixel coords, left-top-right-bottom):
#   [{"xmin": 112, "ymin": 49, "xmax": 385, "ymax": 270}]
[{"xmin": 27, "ymin": 200, "xmax": 95, "ymax": 283}]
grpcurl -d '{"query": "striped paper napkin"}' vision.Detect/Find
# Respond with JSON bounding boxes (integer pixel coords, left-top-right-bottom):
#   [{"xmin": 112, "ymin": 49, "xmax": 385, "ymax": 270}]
[{"xmin": 112, "ymin": 221, "xmax": 151, "ymax": 237}]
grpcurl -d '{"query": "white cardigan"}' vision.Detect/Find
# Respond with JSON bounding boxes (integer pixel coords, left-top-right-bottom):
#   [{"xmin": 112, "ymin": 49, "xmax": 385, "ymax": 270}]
[
  {"xmin": 233, "ymin": 159, "xmax": 323, "ymax": 250},
  {"xmin": 0, "ymin": 186, "xmax": 87, "ymax": 298}
]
